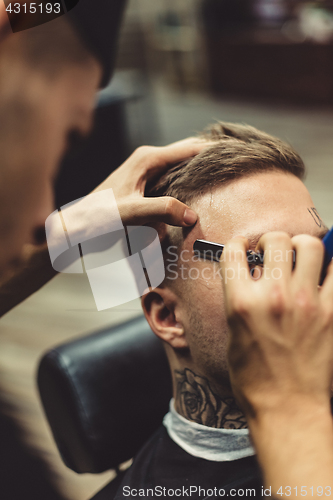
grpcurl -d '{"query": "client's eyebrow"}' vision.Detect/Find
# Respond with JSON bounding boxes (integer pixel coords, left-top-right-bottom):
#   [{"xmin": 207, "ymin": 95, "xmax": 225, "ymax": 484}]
[{"xmin": 246, "ymin": 227, "xmax": 329, "ymax": 249}]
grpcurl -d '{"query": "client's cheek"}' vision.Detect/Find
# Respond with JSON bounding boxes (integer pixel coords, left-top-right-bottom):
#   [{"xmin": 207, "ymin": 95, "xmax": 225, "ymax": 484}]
[{"xmin": 178, "ymin": 259, "xmax": 222, "ymax": 287}]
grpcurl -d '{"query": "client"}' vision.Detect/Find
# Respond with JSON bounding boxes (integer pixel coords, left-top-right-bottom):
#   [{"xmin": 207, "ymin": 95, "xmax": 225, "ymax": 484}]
[{"xmin": 114, "ymin": 121, "xmax": 328, "ymax": 499}]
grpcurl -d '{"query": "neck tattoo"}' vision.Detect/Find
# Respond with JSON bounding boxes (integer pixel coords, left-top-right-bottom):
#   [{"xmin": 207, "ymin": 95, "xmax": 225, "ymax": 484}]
[{"xmin": 174, "ymin": 368, "xmax": 247, "ymax": 429}]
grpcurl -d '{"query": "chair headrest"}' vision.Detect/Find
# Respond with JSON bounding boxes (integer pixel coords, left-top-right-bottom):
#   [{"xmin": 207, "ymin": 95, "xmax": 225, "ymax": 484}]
[{"xmin": 37, "ymin": 315, "xmax": 172, "ymax": 473}]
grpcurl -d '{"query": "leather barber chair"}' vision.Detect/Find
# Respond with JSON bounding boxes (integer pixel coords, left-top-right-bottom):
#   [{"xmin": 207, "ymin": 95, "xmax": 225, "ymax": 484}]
[{"xmin": 37, "ymin": 315, "xmax": 172, "ymax": 499}]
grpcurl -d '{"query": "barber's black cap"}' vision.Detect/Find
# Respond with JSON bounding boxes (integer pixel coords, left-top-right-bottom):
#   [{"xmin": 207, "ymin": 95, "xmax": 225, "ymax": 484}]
[
  {"xmin": 67, "ymin": 0, "xmax": 127, "ymax": 87},
  {"xmin": 4, "ymin": 0, "xmax": 127, "ymax": 88}
]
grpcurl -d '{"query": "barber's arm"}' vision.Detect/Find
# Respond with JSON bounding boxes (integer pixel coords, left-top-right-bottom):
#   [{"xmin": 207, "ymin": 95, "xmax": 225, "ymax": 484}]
[
  {"xmin": 0, "ymin": 138, "xmax": 208, "ymax": 317},
  {"xmin": 220, "ymin": 233, "xmax": 333, "ymax": 499}
]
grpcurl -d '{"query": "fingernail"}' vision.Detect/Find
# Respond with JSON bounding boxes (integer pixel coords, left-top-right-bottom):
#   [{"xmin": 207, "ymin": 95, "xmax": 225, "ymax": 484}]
[{"xmin": 184, "ymin": 209, "xmax": 197, "ymax": 225}]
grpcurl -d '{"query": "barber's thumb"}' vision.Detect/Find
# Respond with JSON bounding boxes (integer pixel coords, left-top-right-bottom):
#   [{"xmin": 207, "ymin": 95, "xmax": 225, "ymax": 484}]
[{"xmin": 128, "ymin": 197, "xmax": 198, "ymax": 227}]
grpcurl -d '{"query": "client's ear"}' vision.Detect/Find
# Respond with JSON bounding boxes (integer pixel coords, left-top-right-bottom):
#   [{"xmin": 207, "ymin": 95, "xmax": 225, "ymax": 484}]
[{"xmin": 141, "ymin": 288, "xmax": 188, "ymax": 349}]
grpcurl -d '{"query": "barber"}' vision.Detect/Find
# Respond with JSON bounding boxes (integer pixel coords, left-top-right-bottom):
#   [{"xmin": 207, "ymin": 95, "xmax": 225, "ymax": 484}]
[
  {"xmin": 0, "ymin": 0, "xmax": 210, "ymax": 317},
  {"xmin": 0, "ymin": 2, "xmax": 210, "ymax": 498},
  {"xmin": 0, "ymin": 137, "xmax": 206, "ymax": 316},
  {"xmin": 220, "ymin": 233, "xmax": 333, "ymax": 499}
]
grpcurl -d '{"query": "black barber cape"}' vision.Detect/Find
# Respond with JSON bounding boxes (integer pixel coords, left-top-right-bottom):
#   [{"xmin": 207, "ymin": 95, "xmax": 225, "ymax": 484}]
[{"xmin": 113, "ymin": 426, "xmax": 264, "ymax": 500}]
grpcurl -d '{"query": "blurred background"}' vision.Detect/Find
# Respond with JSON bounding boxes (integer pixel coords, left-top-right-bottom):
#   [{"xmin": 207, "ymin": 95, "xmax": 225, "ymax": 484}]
[{"xmin": 1, "ymin": 0, "xmax": 333, "ymax": 498}]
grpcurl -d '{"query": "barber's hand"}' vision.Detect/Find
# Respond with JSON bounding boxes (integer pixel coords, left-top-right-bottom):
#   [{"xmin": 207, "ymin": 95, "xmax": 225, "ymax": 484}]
[
  {"xmin": 93, "ymin": 138, "xmax": 212, "ymax": 227},
  {"xmin": 220, "ymin": 232, "xmax": 333, "ymax": 418}
]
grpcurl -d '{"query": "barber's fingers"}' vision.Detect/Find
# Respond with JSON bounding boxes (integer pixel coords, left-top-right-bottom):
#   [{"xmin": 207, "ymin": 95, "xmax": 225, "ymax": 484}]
[
  {"xmin": 319, "ymin": 262, "xmax": 333, "ymax": 338},
  {"xmin": 143, "ymin": 137, "xmax": 217, "ymax": 173},
  {"xmin": 320, "ymin": 261, "xmax": 333, "ymax": 305},
  {"xmin": 119, "ymin": 138, "xmax": 216, "ymax": 180},
  {"xmin": 117, "ymin": 195, "xmax": 197, "ymax": 227},
  {"xmin": 291, "ymin": 234, "xmax": 324, "ymax": 291},
  {"xmin": 220, "ymin": 237, "xmax": 251, "ymax": 303},
  {"xmin": 256, "ymin": 232, "xmax": 293, "ymax": 282},
  {"xmin": 103, "ymin": 138, "xmax": 216, "ymax": 197}
]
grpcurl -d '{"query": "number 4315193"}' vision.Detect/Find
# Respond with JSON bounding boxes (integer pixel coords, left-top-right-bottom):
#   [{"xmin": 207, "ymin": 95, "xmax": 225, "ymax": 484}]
[
  {"xmin": 277, "ymin": 486, "xmax": 332, "ymax": 496},
  {"xmin": 6, "ymin": 3, "xmax": 61, "ymax": 14}
]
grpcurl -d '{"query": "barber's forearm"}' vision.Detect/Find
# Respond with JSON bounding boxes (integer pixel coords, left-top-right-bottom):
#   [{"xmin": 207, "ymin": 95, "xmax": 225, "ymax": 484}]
[
  {"xmin": 0, "ymin": 244, "xmax": 57, "ymax": 318},
  {"xmin": 248, "ymin": 400, "xmax": 333, "ymax": 499}
]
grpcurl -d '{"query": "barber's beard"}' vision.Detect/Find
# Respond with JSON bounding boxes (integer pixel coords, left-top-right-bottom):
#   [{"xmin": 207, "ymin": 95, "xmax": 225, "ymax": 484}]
[{"xmin": 0, "ymin": 254, "xmax": 24, "ymax": 284}]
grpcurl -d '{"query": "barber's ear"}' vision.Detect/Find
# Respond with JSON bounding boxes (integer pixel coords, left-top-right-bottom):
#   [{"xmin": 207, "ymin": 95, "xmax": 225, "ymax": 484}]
[
  {"xmin": 141, "ymin": 288, "xmax": 188, "ymax": 349},
  {"xmin": 0, "ymin": 4, "xmax": 11, "ymax": 40}
]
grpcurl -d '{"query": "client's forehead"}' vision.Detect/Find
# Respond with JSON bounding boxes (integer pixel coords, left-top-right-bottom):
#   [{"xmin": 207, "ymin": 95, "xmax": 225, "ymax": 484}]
[{"xmin": 184, "ymin": 170, "xmax": 326, "ymax": 251}]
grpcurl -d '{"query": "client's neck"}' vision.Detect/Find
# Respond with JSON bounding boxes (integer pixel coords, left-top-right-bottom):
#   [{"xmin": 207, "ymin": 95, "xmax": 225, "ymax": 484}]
[{"xmin": 173, "ymin": 367, "xmax": 247, "ymax": 429}]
